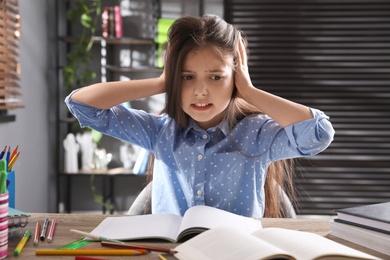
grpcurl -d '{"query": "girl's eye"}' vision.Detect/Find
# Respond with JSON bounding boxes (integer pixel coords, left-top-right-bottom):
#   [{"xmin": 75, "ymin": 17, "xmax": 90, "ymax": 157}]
[
  {"xmin": 182, "ymin": 75, "xmax": 193, "ymax": 80},
  {"xmin": 211, "ymin": 75, "xmax": 222, "ymax": 80}
]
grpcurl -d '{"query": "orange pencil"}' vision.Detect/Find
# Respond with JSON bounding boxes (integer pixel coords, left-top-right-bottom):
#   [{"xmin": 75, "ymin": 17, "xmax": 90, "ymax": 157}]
[
  {"xmin": 8, "ymin": 150, "xmax": 20, "ymax": 171},
  {"xmin": 9, "ymin": 145, "xmax": 18, "ymax": 162}
]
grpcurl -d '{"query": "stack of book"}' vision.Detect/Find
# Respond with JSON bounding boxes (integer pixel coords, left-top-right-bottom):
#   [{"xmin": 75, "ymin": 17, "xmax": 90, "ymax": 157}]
[{"xmin": 330, "ymin": 201, "xmax": 390, "ymax": 256}]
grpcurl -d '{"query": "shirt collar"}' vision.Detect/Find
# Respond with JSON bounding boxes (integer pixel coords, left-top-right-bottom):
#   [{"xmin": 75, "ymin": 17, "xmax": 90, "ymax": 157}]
[{"xmin": 183, "ymin": 118, "xmax": 229, "ymax": 138}]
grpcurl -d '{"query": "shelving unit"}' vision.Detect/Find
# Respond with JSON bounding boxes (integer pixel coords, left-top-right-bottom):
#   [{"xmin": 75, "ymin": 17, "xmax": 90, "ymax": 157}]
[{"xmin": 56, "ymin": 0, "xmax": 162, "ymax": 214}]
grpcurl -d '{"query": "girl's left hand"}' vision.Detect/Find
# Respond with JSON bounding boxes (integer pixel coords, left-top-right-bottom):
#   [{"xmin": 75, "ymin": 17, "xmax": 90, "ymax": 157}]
[{"xmin": 235, "ymin": 36, "xmax": 255, "ymax": 99}]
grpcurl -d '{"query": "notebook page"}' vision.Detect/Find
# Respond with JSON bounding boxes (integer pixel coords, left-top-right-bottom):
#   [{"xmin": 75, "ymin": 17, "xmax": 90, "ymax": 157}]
[
  {"xmin": 90, "ymin": 213, "xmax": 183, "ymax": 242},
  {"xmin": 178, "ymin": 205, "xmax": 261, "ymax": 235}
]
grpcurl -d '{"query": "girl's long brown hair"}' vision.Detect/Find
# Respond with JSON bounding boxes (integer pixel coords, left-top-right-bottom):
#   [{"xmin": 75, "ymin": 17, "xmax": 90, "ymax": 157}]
[{"xmin": 145, "ymin": 15, "xmax": 296, "ymax": 217}]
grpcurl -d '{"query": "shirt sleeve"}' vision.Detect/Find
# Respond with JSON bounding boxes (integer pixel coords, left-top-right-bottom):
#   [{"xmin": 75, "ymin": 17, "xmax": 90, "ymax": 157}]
[
  {"xmin": 283, "ymin": 108, "xmax": 335, "ymax": 156},
  {"xmin": 64, "ymin": 89, "xmax": 164, "ymax": 151}
]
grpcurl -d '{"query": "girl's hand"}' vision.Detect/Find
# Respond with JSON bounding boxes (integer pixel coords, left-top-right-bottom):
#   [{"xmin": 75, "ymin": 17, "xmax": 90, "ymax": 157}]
[{"xmin": 235, "ymin": 37, "xmax": 255, "ymax": 99}]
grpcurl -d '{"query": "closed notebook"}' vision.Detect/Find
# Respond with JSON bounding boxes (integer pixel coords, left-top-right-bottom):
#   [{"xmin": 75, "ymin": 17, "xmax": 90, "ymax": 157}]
[
  {"xmin": 8, "ymin": 207, "xmax": 30, "ymax": 228},
  {"xmin": 330, "ymin": 221, "xmax": 390, "ymax": 256},
  {"xmin": 334, "ymin": 201, "xmax": 390, "ymax": 234}
]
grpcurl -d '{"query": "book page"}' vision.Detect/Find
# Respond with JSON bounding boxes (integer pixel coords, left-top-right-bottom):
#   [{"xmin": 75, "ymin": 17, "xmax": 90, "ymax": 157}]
[
  {"xmin": 177, "ymin": 205, "xmax": 261, "ymax": 241},
  {"xmin": 252, "ymin": 228, "xmax": 378, "ymax": 260},
  {"xmin": 175, "ymin": 227, "xmax": 294, "ymax": 260},
  {"xmin": 90, "ymin": 213, "xmax": 183, "ymax": 242}
]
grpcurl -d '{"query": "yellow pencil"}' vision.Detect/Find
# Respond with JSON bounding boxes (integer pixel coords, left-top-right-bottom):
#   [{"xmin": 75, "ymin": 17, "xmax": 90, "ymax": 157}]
[
  {"xmin": 35, "ymin": 249, "xmax": 149, "ymax": 256},
  {"xmin": 7, "ymin": 150, "xmax": 20, "ymax": 171}
]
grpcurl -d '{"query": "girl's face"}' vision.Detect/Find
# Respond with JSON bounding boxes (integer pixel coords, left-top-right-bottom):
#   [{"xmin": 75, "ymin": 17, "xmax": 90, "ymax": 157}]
[{"xmin": 181, "ymin": 46, "xmax": 234, "ymax": 129}]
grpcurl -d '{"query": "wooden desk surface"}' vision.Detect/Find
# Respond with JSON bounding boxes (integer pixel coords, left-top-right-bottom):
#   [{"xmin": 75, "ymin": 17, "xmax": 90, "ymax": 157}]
[{"xmin": 5, "ymin": 213, "xmax": 386, "ymax": 259}]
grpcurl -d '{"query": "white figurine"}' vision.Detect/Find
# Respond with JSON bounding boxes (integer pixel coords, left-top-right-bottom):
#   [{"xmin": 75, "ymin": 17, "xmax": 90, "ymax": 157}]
[
  {"xmin": 63, "ymin": 133, "xmax": 79, "ymax": 173},
  {"xmin": 76, "ymin": 132, "xmax": 95, "ymax": 171}
]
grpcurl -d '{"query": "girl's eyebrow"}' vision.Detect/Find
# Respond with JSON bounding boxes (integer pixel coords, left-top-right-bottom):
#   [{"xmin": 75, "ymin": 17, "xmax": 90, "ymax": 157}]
[{"xmin": 181, "ymin": 69, "xmax": 226, "ymax": 73}]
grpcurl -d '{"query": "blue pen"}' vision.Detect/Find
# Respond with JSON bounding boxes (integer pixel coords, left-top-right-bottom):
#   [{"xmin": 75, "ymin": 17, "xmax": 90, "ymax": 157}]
[{"xmin": 0, "ymin": 146, "xmax": 6, "ymax": 160}]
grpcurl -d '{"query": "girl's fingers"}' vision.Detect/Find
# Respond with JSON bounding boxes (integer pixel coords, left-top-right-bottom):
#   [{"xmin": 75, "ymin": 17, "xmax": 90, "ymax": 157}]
[{"xmin": 238, "ymin": 37, "xmax": 247, "ymax": 66}]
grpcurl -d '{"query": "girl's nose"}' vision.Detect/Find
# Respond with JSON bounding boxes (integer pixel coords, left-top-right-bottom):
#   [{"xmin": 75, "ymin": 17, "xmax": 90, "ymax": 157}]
[{"xmin": 194, "ymin": 81, "xmax": 208, "ymax": 96}]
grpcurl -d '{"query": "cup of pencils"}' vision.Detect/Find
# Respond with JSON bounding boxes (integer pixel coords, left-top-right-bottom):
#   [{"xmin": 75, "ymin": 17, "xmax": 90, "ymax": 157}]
[
  {"xmin": 0, "ymin": 191, "xmax": 8, "ymax": 259},
  {"xmin": 0, "ymin": 145, "xmax": 19, "ymax": 208}
]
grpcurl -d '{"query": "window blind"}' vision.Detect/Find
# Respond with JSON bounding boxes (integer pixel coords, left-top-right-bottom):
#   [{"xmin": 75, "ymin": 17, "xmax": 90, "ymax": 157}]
[
  {"xmin": 0, "ymin": 0, "xmax": 23, "ymax": 111},
  {"xmin": 224, "ymin": 0, "xmax": 390, "ymax": 215}
]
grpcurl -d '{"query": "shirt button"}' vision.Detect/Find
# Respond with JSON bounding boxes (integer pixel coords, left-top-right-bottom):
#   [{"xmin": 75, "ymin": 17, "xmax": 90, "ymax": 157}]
[
  {"xmin": 197, "ymin": 154, "xmax": 203, "ymax": 160},
  {"xmin": 197, "ymin": 190, "xmax": 203, "ymax": 196},
  {"xmin": 202, "ymin": 134, "xmax": 208, "ymax": 139}
]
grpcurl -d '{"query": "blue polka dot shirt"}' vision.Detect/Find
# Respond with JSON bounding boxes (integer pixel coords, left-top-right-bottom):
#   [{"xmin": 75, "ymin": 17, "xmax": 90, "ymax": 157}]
[{"xmin": 65, "ymin": 92, "xmax": 334, "ymax": 218}]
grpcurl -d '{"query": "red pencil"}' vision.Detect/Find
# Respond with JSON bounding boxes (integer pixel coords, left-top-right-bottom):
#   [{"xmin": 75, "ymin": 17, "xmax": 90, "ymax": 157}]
[
  {"xmin": 101, "ymin": 241, "xmax": 177, "ymax": 254},
  {"xmin": 75, "ymin": 256, "xmax": 108, "ymax": 260}
]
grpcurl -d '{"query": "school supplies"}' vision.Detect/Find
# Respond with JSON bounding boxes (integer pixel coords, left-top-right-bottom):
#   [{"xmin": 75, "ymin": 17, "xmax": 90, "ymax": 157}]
[
  {"xmin": 173, "ymin": 226, "xmax": 378, "ymax": 260},
  {"xmin": 35, "ymin": 249, "xmax": 149, "ymax": 256},
  {"xmin": 7, "ymin": 150, "xmax": 20, "ymax": 171},
  {"xmin": 0, "ymin": 146, "xmax": 6, "ymax": 160},
  {"xmin": 8, "ymin": 207, "xmax": 30, "ymax": 228},
  {"xmin": 89, "ymin": 205, "xmax": 261, "ymax": 242},
  {"xmin": 334, "ymin": 201, "xmax": 390, "ymax": 234},
  {"xmin": 57, "ymin": 239, "xmax": 92, "ymax": 250},
  {"xmin": 40, "ymin": 218, "xmax": 49, "ymax": 241},
  {"xmin": 330, "ymin": 201, "xmax": 390, "ymax": 256},
  {"xmin": 75, "ymin": 257, "xmax": 109, "ymax": 260},
  {"xmin": 14, "ymin": 229, "xmax": 31, "ymax": 256},
  {"xmin": 69, "ymin": 229, "xmax": 123, "ymax": 244},
  {"xmin": 330, "ymin": 220, "xmax": 390, "ymax": 257},
  {"xmin": 47, "ymin": 219, "xmax": 57, "ymax": 242},
  {"xmin": 101, "ymin": 241, "xmax": 177, "ymax": 254},
  {"xmin": 33, "ymin": 221, "xmax": 40, "ymax": 245}
]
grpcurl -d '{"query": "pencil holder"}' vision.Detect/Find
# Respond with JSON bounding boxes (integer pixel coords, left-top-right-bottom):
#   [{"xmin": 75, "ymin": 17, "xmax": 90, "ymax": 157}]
[
  {"xmin": 6, "ymin": 171, "xmax": 15, "ymax": 208},
  {"xmin": 0, "ymin": 191, "xmax": 8, "ymax": 259}
]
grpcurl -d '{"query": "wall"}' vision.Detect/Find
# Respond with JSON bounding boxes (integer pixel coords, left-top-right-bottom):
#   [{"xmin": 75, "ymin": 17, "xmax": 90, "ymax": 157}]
[
  {"xmin": 0, "ymin": 0, "xmax": 57, "ymax": 212},
  {"xmin": 0, "ymin": 0, "xmax": 223, "ymax": 214}
]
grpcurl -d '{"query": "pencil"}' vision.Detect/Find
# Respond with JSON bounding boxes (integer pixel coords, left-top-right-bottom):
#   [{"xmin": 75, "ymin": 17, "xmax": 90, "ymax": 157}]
[
  {"xmin": 0, "ymin": 146, "xmax": 6, "ymax": 160},
  {"xmin": 9, "ymin": 145, "xmax": 18, "ymax": 161},
  {"xmin": 101, "ymin": 241, "xmax": 178, "ymax": 254},
  {"xmin": 7, "ymin": 150, "xmax": 20, "ymax": 171},
  {"xmin": 69, "ymin": 229, "xmax": 124, "ymax": 244},
  {"xmin": 33, "ymin": 221, "xmax": 41, "ymax": 245},
  {"xmin": 75, "ymin": 256, "xmax": 108, "ymax": 260},
  {"xmin": 47, "ymin": 219, "xmax": 57, "ymax": 242},
  {"xmin": 35, "ymin": 249, "xmax": 149, "ymax": 256}
]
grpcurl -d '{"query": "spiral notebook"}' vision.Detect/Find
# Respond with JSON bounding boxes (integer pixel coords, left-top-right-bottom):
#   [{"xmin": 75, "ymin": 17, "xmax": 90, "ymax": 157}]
[{"xmin": 8, "ymin": 207, "xmax": 30, "ymax": 228}]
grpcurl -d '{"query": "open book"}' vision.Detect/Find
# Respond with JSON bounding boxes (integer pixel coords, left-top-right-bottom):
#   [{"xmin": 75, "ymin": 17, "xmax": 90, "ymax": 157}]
[
  {"xmin": 89, "ymin": 205, "xmax": 261, "ymax": 242},
  {"xmin": 173, "ymin": 226, "xmax": 379, "ymax": 260}
]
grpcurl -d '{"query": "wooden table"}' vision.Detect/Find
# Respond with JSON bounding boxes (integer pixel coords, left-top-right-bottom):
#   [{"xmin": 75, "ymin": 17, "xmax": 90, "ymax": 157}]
[{"xmin": 5, "ymin": 213, "xmax": 387, "ymax": 259}]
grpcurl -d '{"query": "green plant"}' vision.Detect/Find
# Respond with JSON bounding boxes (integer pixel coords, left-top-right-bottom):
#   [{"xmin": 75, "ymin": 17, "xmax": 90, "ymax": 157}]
[
  {"xmin": 64, "ymin": 0, "xmax": 101, "ymax": 94},
  {"xmin": 64, "ymin": 0, "xmax": 115, "ymax": 212}
]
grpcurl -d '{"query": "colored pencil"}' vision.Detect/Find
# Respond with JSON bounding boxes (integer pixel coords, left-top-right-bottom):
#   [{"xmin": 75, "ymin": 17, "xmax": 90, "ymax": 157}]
[
  {"xmin": 75, "ymin": 256, "xmax": 108, "ymax": 260},
  {"xmin": 0, "ymin": 146, "xmax": 6, "ymax": 160},
  {"xmin": 101, "ymin": 241, "xmax": 178, "ymax": 254},
  {"xmin": 47, "ymin": 219, "xmax": 57, "ymax": 242},
  {"xmin": 33, "ymin": 221, "xmax": 41, "ymax": 245},
  {"xmin": 7, "ymin": 150, "xmax": 20, "ymax": 171},
  {"xmin": 9, "ymin": 145, "xmax": 18, "ymax": 161},
  {"xmin": 69, "ymin": 229, "xmax": 124, "ymax": 244},
  {"xmin": 35, "ymin": 249, "xmax": 149, "ymax": 256}
]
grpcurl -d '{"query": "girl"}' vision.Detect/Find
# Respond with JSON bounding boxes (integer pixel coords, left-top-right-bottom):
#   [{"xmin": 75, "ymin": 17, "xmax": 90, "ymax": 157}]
[{"xmin": 65, "ymin": 15, "xmax": 334, "ymax": 218}]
